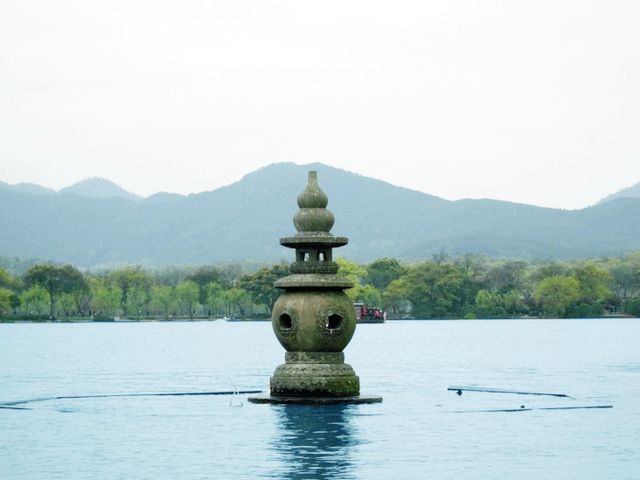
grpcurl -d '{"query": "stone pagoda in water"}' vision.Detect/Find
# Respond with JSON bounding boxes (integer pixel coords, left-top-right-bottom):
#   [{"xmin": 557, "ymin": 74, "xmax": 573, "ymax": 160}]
[{"xmin": 249, "ymin": 171, "xmax": 381, "ymax": 404}]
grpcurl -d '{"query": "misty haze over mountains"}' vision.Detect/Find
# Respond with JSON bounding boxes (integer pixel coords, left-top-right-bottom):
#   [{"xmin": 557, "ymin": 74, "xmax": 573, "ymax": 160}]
[
  {"xmin": 1, "ymin": 162, "xmax": 640, "ymax": 267},
  {"xmin": 3, "ymin": 167, "xmax": 640, "ymax": 205},
  {"xmin": 0, "ymin": 177, "xmax": 141, "ymax": 200},
  {"xmin": 598, "ymin": 182, "xmax": 640, "ymax": 205}
]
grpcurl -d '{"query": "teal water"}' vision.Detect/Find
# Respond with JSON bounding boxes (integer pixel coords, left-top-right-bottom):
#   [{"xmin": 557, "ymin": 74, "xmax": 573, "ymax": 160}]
[{"xmin": 1, "ymin": 319, "xmax": 639, "ymax": 479}]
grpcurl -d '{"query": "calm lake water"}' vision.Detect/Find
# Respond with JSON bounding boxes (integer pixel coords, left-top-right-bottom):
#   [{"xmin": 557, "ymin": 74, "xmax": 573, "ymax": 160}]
[{"xmin": 1, "ymin": 319, "xmax": 639, "ymax": 479}]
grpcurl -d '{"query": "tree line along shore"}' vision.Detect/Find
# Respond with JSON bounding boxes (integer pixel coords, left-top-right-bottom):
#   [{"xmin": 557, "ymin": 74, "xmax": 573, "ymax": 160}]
[{"xmin": 1, "ymin": 253, "xmax": 639, "ymax": 322}]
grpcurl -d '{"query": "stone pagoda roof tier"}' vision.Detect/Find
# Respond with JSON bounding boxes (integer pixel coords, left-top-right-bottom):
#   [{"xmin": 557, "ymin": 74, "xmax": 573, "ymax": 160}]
[
  {"xmin": 279, "ymin": 235, "xmax": 348, "ymax": 249},
  {"xmin": 274, "ymin": 274, "xmax": 354, "ymax": 289}
]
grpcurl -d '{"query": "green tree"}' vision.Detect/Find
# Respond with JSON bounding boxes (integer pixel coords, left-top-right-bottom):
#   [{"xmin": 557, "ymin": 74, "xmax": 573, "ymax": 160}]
[
  {"xmin": 475, "ymin": 289, "xmax": 505, "ymax": 317},
  {"xmin": 336, "ymin": 258, "xmax": 368, "ymax": 306},
  {"xmin": 218, "ymin": 264, "xmax": 243, "ymax": 289},
  {"xmin": 534, "ymin": 275, "xmax": 580, "ymax": 317},
  {"xmin": 150, "ymin": 285, "xmax": 177, "ymax": 320},
  {"xmin": 57, "ymin": 292, "xmax": 77, "ymax": 318},
  {"xmin": 348, "ymin": 283, "xmax": 383, "ymax": 306},
  {"xmin": 383, "ymin": 277, "xmax": 411, "ymax": 315},
  {"xmin": 24, "ymin": 264, "xmax": 86, "ymax": 319},
  {"xmin": 364, "ymin": 258, "xmax": 405, "ymax": 291},
  {"xmin": 627, "ymin": 298, "xmax": 640, "ymax": 317},
  {"xmin": 572, "ymin": 264, "xmax": 611, "ymax": 304},
  {"xmin": 336, "ymin": 258, "xmax": 367, "ymax": 285},
  {"xmin": 0, "ymin": 287, "xmax": 14, "ymax": 315},
  {"xmin": 186, "ymin": 266, "xmax": 224, "ymax": 303},
  {"xmin": 454, "ymin": 254, "xmax": 489, "ymax": 288},
  {"xmin": 206, "ymin": 282, "xmax": 226, "ymax": 317},
  {"xmin": 609, "ymin": 262, "xmax": 640, "ymax": 312},
  {"xmin": 0, "ymin": 267, "xmax": 21, "ymax": 291},
  {"xmin": 474, "ymin": 289, "xmax": 525, "ymax": 318},
  {"xmin": 176, "ymin": 280, "xmax": 199, "ymax": 320},
  {"xmin": 0, "ymin": 267, "xmax": 22, "ymax": 315},
  {"xmin": 125, "ymin": 285, "xmax": 149, "ymax": 320},
  {"xmin": 19, "ymin": 285, "xmax": 49, "ymax": 315},
  {"xmin": 221, "ymin": 287, "xmax": 251, "ymax": 318},
  {"xmin": 529, "ymin": 262, "xmax": 567, "ymax": 283},
  {"xmin": 89, "ymin": 279, "xmax": 122, "ymax": 317},
  {"xmin": 110, "ymin": 267, "xmax": 150, "ymax": 311},
  {"xmin": 73, "ymin": 282, "xmax": 91, "ymax": 317},
  {"xmin": 237, "ymin": 263, "xmax": 289, "ymax": 313},
  {"xmin": 486, "ymin": 261, "xmax": 527, "ymax": 294},
  {"xmin": 501, "ymin": 290, "xmax": 526, "ymax": 316},
  {"xmin": 398, "ymin": 262, "xmax": 467, "ymax": 317}
]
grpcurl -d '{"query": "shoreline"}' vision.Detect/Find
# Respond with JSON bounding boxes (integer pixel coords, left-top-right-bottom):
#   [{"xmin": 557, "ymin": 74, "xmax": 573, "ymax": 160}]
[{"xmin": 1, "ymin": 315, "xmax": 636, "ymax": 324}]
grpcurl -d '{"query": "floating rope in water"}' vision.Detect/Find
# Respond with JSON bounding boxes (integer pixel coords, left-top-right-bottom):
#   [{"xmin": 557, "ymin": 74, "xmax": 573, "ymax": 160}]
[
  {"xmin": 448, "ymin": 385, "xmax": 575, "ymax": 399},
  {"xmin": 452, "ymin": 405, "xmax": 613, "ymax": 413},
  {"xmin": 0, "ymin": 390, "xmax": 263, "ymax": 407}
]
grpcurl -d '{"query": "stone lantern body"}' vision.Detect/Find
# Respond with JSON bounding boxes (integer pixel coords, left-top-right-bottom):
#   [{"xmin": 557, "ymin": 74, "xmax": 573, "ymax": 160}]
[
  {"xmin": 249, "ymin": 170, "xmax": 381, "ymax": 404},
  {"xmin": 269, "ymin": 170, "xmax": 360, "ymax": 397}
]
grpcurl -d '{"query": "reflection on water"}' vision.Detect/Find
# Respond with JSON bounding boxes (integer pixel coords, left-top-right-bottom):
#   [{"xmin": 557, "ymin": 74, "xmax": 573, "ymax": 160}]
[{"xmin": 271, "ymin": 404, "xmax": 359, "ymax": 480}]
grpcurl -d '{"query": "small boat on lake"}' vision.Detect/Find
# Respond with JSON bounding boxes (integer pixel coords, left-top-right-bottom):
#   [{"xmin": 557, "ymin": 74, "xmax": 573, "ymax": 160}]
[{"xmin": 354, "ymin": 302, "xmax": 386, "ymax": 323}]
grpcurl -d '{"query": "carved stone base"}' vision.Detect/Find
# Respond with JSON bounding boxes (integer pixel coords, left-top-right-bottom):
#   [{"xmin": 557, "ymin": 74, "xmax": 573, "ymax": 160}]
[
  {"xmin": 269, "ymin": 352, "xmax": 360, "ymax": 397},
  {"xmin": 248, "ymin": 394, "xmax": 382, "ymax": 405}
]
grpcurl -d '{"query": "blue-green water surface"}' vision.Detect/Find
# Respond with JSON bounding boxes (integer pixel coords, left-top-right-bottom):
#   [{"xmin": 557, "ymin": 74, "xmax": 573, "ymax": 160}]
[{"xmin": 1, "ymin": 319, "xmax": 639, "ymax": 479}]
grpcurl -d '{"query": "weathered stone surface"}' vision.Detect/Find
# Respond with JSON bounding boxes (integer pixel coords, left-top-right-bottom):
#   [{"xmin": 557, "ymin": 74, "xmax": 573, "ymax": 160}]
[
  {"xmin": 270, "ymin": 373, "xmax": 360, "ymax": 397},
  {"xmin": 290, "ymin": 260, "xmax": 339, "ymax": 275},
  {"xmin": 285, "ymin": 352, "xmax": 344, "ymax": 363},
  {"xmin": 274, "ymin": 274, "xmax": 353, "ymax": 289},
  {"xmin": 260, "ymin": 170, "xmax": 380, "ymax": 402},
  {"xmin": 270, "ymin": 349, "xmax": 360, "ymax": 397},
  {"xmin": 292, "ymin": 171, "xmax": 334, "ymax": 235},
  {"xmin": 273, "ymin": 361, "xmax": 356, "ymax": 377},
  {"xmin": 272, "ymin": 290, "xmax": 356, "ymax": 352},
  {"xmin": 294, "ymin": 207, "xmax": 335, "ymax": 234},
  {"xmin": 296, "ymin": 171, "xmax": 329, "ymax": 209},
  {"xmin": 248, "ymin": 394, "xmax": 383, "ymax": 405},
  {"xmin": 270, "ymin": 356, "xmax": 360, "ymax": 397},
  {"xmin": 280, "ymin": 235, "xmax": 348, "ymax": 246}
]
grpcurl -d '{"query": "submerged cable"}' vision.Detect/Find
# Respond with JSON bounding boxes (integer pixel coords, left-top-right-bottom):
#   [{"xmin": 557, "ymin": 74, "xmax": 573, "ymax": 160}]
[
  {"xmin": 452, "ymin": 405, "xmax": 613, "ymax": 413},
  {"xmin": 448, "ymin": 385, "xmax": 575, "ymax": 399},
  {"xmin": 0, "ymin": 390, "xmax": 262, "ymax": 407}
]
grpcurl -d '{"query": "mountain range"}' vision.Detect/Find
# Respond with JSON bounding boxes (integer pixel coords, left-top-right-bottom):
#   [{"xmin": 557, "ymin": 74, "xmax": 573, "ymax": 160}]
[
  {"xmin": 598, "ymin": 182, "xmax": 640, "ymax": 204},
  {"xmin": 0, "ymin": 177, "xmax": 141, "ymax": 201},
  {"xmin": 1, "ymin": 163, "xmax": 639, "ymax": 267}
]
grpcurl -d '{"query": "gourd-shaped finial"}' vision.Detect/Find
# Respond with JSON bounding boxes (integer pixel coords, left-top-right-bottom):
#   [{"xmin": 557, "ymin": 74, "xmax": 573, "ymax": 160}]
[
  {"xmin": 293, "ymin": 171, "xmax": 335, "ymax": 235},
  {"xmin": 297, "ymin": 171, "xmax": 328, "ymax": 208}
]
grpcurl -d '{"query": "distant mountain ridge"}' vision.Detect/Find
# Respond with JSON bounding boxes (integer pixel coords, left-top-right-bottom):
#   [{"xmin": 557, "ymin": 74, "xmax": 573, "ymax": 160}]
[
  {"xmin": 58, "ymin": 177, "xmax": 142, "ymax": 201},
  {"xmin": 9, "ymin": 182, "xmax": 56, "ymax": 195},
  {"xmin": 1, "ymin": 162, "xmax": 640, "ymax": 266},
  {"xmin": 599, "ymin": 181, "xmax": 640, "ymax": 204},
  {"xmin": 0, "ymin": 177, "xmax": 144, "ymax": 201}
]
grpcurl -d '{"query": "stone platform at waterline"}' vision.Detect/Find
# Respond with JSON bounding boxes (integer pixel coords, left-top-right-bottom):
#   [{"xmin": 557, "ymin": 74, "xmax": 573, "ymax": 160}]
[
  {"xmin": 248, "ymin": 394, "xmax": 383, "ymax": 405},
  {"xmin": 248, "ymin": 171, "xmax": 382, "ymax": 405}
]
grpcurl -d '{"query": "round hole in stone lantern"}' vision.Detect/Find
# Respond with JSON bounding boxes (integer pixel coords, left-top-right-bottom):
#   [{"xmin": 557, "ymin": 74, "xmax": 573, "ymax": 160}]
[
  {"xmin": 279, "ymin": 313, "xmax": 293, "ymax": 330},
  {"xmin": 326, "ymin": 313, "xmax": 342, "ymax": 330}
]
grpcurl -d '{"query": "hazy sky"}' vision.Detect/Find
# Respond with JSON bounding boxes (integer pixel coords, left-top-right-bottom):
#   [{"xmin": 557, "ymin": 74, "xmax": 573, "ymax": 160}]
[{"xmin": 1, "ymin": 1, "xmax": 638, "ymax": 209}]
